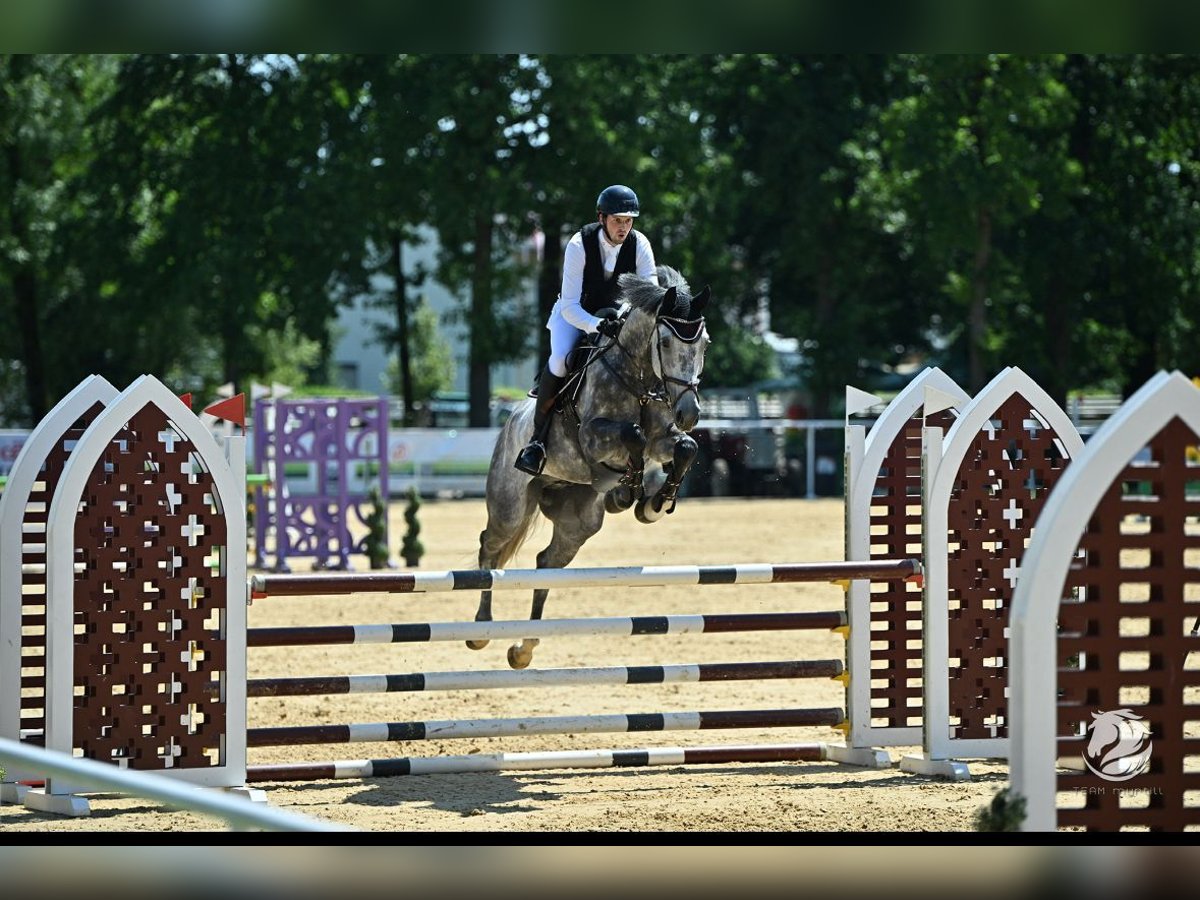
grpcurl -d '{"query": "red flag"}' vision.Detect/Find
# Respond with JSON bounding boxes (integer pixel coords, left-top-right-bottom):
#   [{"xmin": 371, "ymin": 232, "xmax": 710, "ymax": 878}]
[{"xmin": 203, "ymin": 393, "xmax": 246, "ymax": 428}]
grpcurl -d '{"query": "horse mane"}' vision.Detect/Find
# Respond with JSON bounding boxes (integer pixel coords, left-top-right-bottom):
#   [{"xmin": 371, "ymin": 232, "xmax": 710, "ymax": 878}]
[{"xmin": 616, "ymin": 265, "xmax": 693, "ymax": 319}]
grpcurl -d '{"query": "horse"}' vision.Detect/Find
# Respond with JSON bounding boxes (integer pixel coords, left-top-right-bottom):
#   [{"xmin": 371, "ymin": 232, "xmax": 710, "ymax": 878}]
[{"xmin": 472, "ymin": 265, "xmax": 711, "ymax": 668}]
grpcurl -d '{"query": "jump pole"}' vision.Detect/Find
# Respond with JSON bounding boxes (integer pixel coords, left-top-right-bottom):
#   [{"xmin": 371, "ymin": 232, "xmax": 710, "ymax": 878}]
[
  {"xmin": 247, "ymin": 611, "xmax": 848, "ymax": 647},
  {"xmin": 249, "ymin": 559, "xmax": 922, "ymax": 599},
  {"xmin": 245, "ymin": 659, "xmax": 845, "ymax": 697},
  {"xmin": 247, "ymin": 707, "xmax": 846, "ymax": 747},
  {"xmin": 246, "ymin": 743, "xmax": 833, "ymax": 782}
]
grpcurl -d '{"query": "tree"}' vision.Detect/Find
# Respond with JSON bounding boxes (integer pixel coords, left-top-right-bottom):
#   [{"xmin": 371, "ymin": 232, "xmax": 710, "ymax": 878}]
[
  {"xmin": 1046, "ymin": 55, "xmax": 1200, "ymax": 397},
  {"xmin": 384, "ymin": 297, "xmax": 455, "ymax": 406},
  {"xmin": 86, "ymin": 54, "xmax": 368, "ymax": 396},
  {"xmin": 864, "ymin": 55, "xmax": 1082, "ymax": 393},
  {"xmin": 420, "ymin": 55, "xmax": 543, "ymax": 427},
  {"xmin": 696, "ymin": 55, "xmax": 937, "ymax": 412},
  {"xmin": 319, "ymin": 55, "xmax": 444, "ymax": 425},
  {"xmin": 0, "ymin": 55, "xmax": 118, "ymax": 422},
  {"xmin": 508, "ymin": 56, "xmax": 772, "ymax": 388}
]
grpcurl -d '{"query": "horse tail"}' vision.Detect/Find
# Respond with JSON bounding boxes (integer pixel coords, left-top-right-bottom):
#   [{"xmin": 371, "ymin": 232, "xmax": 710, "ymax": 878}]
[
  {"xmin": 492, "ymin": 502, "xmax": 541, "ymax": 570},
  {"xmin": 481, "ymin": 407, "xmax": 543, "ymax": 570}
]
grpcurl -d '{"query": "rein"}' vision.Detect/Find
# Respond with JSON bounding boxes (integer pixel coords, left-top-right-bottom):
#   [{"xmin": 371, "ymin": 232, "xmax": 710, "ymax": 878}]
[{"xmin": 600, "ymin": 328, "xmax": 670, "ymax": 407}]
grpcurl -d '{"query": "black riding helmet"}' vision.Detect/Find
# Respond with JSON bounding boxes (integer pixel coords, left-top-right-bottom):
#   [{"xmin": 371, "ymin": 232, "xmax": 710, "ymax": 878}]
[{"xmin": 596, "ymin": 184, "xmax": 640, "ymax": 218}]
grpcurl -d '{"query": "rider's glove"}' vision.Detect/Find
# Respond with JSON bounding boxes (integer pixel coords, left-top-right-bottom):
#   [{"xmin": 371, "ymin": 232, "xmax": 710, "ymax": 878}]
[{"xmin": 594, "ymin": 308, "xmax": 623, "ymax": 338}]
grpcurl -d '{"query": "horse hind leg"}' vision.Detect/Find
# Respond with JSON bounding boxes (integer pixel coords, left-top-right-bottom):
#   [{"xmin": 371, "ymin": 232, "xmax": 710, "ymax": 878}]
[
  {"xmin": 468, "ymin": 527, "xmax": 498, "ymax": 650},
  {"xmin": 469, "ymin": 511, "xmax": 530, "ymax": 651},
  {"xmin": 508, "ymin": 491, "xmax": 604, "ymax": 669},
  {"xmin": 468, "ymin": 591, "xmax": 493, "ymax": 650}
]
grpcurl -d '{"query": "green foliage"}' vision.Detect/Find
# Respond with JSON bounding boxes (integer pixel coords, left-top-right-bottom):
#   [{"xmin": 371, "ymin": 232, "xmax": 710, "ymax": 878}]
[
  {"xmin": 287, "ymin": 385, "xmax": 376, "ymax": 399},
  {"xmin": 1, "ymin": 55, "xmax": 123, "ymax": 420},
  {"xmin": 974, "ymin": 788, "xmax": 1028, "ymax": 832},
  {"xmin": 400, "ymin": 486, "xmax": 424, "ymax": 567},
  {"xmin": 491, "ymin": 384, "xmax": 529, "ymax": 402},
  {"xmin": 384, "ymin": 298, "xmax": 455, "ymax": 403},
  {"xmin": 258, "ymin": 320, "xmax": 328, "ymax": 389},
  {"xmin": 702, "ymin": 317, "xmax": 779, "ymax": 388},
  {"xmin": 82, "ymin": 54, "xmax": 369, "ymax": 398},
  {"xmin": 363, "ymin": 485, "xmax": 390, "ymax": 570},
  {"xmin": 861, "ymin": 55, "xmax": 1083, "ymax": 392},
  {"xmin": 7, "ymin": 53, "xmax": 1200, "ymax": 424}
]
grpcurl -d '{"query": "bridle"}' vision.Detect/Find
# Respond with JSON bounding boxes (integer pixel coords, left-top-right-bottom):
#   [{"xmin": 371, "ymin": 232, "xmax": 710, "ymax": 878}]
[
  {"xmin": 654, "ymin": 315, "xmax": 707, "ymax": 409},
  {"xmin": 598, "ymin": 311, "xmax": 707, "ymax": 410}
]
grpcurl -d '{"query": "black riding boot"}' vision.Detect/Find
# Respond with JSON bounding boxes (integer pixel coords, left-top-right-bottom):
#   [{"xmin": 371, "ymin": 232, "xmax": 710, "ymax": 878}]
[{"xmin": 514, "ymin": 369, "xmax": 566, "ymax": 476}]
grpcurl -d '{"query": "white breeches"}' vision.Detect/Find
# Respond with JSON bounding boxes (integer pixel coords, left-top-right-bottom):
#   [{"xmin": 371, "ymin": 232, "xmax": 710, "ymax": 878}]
[{"xmin": 546, "ymin": 305, "xmax": 585, "ymax": 377}]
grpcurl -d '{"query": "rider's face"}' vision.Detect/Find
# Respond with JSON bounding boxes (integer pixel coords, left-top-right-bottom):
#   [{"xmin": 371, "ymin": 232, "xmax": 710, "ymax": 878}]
[{"xmin": 601, "ymin": 214, "xmax": 634, "ymax": 244}]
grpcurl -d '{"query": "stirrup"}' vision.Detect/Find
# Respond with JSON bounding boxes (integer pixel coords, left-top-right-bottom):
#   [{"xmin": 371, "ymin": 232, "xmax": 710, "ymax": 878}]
[{"xmin": 514, "ymin": 441, "xmax": 547, "ymax": 476}]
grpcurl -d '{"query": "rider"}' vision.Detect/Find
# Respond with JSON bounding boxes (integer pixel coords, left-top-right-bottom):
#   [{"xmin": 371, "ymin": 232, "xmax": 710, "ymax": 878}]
[{"xmin": 514, "ymin": 184, "xmax": 660, "ymax": 476}]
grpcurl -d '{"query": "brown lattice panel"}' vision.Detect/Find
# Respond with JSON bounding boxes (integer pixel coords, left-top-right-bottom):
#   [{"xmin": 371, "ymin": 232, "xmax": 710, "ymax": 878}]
[
  {"xmin": 1055, "ymin": 417, "xmax": 1200, "ymax": 830},
  {"xmin": 18, "ymin": 401, "xmax": 109, "ymax": 739},
  {"xmin": 867, "ymin": 409, "xmax": 956, "ymax": 730},
  {"xmin": 70, "ymin": 405, "xmax": 228, "ymax": 770},
  {"xmin": 944, "ymin": 393, "xmax": 1073, "ymax": 740}
]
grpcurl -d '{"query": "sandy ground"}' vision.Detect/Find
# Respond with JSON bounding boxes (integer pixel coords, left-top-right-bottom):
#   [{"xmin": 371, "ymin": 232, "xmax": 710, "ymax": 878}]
[{"xmin": 2, "ymin": 497, "xmax": 1008, "ymax": 833}]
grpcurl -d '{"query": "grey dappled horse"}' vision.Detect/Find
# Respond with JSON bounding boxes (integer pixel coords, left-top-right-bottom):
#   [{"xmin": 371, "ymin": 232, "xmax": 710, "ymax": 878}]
[{"xmin": 473, "ymin": 265, "xmax": 711, "ymax": 668}]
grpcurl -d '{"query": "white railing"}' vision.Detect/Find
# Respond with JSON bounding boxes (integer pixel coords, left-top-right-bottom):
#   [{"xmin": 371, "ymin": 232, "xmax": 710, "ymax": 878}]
[{"xmin": 0, "ymin": 738, "xmax": 351, "ymax": 832}]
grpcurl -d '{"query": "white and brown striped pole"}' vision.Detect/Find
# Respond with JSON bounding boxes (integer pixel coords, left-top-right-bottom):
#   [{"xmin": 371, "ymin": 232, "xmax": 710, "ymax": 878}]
[
  {"xmin": 247, "ymin": 611, "xmax": 848, "ymax": 647},
  {"xmin": 247, "ymin": 742, "xmax": 832, "ymax": 782},
  {"xmin": 249, "ymin": 559, "xmax": 921, "ymax": 599},
  {"xmin": 245, "ymin": 659, "xmax": 844, "ymax": 697},
  {"xmin": 247, "ymin": 706, "xmax": 846, "ymax": 747}
]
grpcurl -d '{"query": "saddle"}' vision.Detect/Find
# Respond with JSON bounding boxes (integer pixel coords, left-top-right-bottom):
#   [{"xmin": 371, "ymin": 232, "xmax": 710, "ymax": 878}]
[{"xmin": 528, "ymin": 334, "xmax": 604, "ymax": 412}]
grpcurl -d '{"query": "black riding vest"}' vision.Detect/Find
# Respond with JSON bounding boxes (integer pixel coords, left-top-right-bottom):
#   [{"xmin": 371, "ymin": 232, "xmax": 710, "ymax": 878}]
[{"xmin": 579, "ymin": 221, "xmax": 639, "ymax": 314}]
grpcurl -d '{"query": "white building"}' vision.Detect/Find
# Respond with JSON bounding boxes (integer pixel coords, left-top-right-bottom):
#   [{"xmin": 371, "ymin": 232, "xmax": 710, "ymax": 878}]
[{"xmin": 332, "ymin": 225, "xmax": 538, "ymax": 400}]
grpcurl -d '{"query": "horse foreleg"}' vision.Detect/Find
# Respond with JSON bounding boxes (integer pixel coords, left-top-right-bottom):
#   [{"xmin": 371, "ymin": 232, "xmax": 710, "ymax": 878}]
[
  {"xmin": 636, "ymin": 434, "xmax": 699, "ymax": 523},
  {"xmin": 581, "ymin": 417, "xmax": 647, "ymax": 513}
]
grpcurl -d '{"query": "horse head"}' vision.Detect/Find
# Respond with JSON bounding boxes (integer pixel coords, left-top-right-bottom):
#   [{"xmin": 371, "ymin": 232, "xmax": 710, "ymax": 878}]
[{"xmin": 617, "ymin": 266, "xmax": 711, "ymax": 431}]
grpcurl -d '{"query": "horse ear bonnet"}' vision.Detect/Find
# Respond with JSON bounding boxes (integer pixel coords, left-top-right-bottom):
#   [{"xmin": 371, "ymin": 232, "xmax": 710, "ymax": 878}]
[
  {"xmin": 657, "ymin": 283, "xmax": 708, "ymax": 343},
  {"xmin": 658, "ymin": 286, "xmax": 678, "ymax": 318}
]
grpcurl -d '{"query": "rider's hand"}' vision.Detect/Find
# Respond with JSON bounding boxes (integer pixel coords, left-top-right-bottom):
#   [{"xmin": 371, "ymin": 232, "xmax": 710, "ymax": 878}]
[{"xmin": 594, "ymin": 308, "xmax": 623, "ymax": 338}]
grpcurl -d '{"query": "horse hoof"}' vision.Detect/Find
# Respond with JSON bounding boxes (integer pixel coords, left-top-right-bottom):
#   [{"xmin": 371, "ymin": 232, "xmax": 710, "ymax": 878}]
[
  {"xmin": 635, "ymin": 497, "xmax": 667, "ymax": 523},
  {"xmin": 507, "ymin": 645, "xmax": 533, "ymax": 669},
  {"xmin": 605, "ymin": 486, "xmax": 634, "ymax": 514},
  {"xmin": 466, "ymin": 639, "xmax": 490, "ymax": 651}
]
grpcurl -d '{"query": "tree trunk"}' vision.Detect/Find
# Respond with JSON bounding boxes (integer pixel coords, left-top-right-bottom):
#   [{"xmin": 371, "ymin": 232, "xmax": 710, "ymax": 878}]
[
  {"xmin": 468, "ymin": 210, "xmax": 494, "ymax": 428},
  {"xmin": 1123, "ymin": 306, "xmax": 1160, "ymax": 399},
  {"xmin": 390, "ymin": 231, "xmax": 415, "ymax": 426},
  {"xmin": 5, "ymin": 139, "xmax": 47, "ymax": 423},
  {"xmin": 968, "ymin": 207, "xmax": 993, "ymax": 392},
  {"xmin": 221, "ymin": 54, "xmax": 253, "ymax": 393},
  {"xmin": 1041, "ymin": 270, "xmax": 1072, "ymax": 407},
  {"xmin": 811, "ymin": 242, "xmax": 837, "ymax": 418}
]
